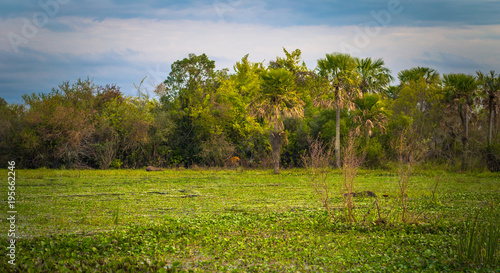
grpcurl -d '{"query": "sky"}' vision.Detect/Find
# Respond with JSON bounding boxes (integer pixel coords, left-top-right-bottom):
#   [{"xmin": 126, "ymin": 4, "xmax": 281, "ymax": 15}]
[{"xmin": 1, "ymin": 0, "xmax": 499, "ymax": 103}]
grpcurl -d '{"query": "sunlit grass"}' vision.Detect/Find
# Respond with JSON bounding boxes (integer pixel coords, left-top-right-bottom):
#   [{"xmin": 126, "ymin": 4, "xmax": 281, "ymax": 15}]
[{"xmin": 1, "ymin": 168, "xmax": 499, "ymax": 271}]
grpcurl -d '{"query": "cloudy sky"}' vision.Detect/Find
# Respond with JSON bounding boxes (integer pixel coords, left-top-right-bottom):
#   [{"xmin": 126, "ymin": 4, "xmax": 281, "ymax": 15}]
[{"xmin": 1, "ymin": 0, "xmax": 499, "ymax": 103}]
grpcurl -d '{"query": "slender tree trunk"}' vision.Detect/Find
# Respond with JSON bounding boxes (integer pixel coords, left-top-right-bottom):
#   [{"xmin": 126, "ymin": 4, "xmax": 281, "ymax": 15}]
[
  {"xmin": 335, "ymin": 87, "xmax": 341, "ymax": 168},
  {"xmin": 459, "ymin": 104, "xmax": 469, "ymax": 171},
  {"xmin": 488, "ymin": 95, "xmax": 494, "ymax": 147},
  {"xmin": 451, "ymin": 131, "xmax": 456, "ymax": 167}
]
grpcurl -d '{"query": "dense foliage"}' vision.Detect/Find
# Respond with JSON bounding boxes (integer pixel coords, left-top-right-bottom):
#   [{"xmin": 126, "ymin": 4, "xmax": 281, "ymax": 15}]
[{"xmin": 1, "ymin": 49, "xmax": 499, "ymax": 171}]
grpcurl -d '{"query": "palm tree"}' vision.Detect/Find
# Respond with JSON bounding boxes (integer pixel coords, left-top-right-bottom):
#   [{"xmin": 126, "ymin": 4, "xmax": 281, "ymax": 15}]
[
  {"xmin": 354, "ymin": 94, "xmax": 388, "ymax": 145},
  {"xmin": 249, "ymin": 68, "xmax": 304, "ymax": 174},
  {"xmin": 382, "ymin": 85, "xmax": 399, "ymax": 100},
  {"xmin": 398, "ymin": 67, "xmax": 440, "ymax": 86},
  {"xmin": 356, "ymin": 57, "xmax": 393, "ymax": 94},
  {"xmin": 443, "ymin": 73, "xmax": 479, "ymax": 171},
  {"xmin": 316, "ymin": 53, "xmax": 360, "ymax": 167},
  {"xmin": 476, "ymin": 70, "xmax": 500, "ymax": 147}
]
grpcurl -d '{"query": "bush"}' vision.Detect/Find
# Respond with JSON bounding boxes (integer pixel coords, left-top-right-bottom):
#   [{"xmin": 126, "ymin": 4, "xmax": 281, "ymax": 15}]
[
  {"xmin": 110, "ymin": 159, "xmax": 123, "ymax": 169},
  {"xmin": 364, "ymin": 139, "xmax": 386, "ymax": 168}
]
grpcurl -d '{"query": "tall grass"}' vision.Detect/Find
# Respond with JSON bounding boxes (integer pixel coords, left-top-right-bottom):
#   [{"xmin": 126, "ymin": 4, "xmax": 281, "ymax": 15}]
[{"xmin": 457, "ymin": 203, "xmax": 500, "ymax": 266}]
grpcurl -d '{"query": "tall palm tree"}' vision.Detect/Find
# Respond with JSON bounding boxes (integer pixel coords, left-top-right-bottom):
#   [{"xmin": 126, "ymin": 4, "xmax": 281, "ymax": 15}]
[
  {"xmin": 476, "ymin": 70, "xmax": 500, "ymax": 147},
  {"xmin": 249, "ymin": 68, "xmax": 304, "ymax": 174},
  {"xmin": 356, "ymin": 57, "xmax": 393, "ymax": 94},
  {"xmin": 316, "ymin": 53, "xmax": 360, "ymax": 167},
  {"xmin": 443, "ymin": 73, "xmax": 479, "ymax": 171},
  {"xmin": 398, "ymin": 67, "xmax": 440, "ymax": 86}
]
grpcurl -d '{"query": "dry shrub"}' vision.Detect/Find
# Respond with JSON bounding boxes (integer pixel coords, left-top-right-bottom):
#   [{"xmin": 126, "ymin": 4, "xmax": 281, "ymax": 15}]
[
  {"xmin": 302, "ymin": 136, "xmax": 335, "ymax": 218},
  {"xmin": 341, "ymin": 130, "xmax": 365, "ymax": 222},
  {"xmin": 395, "ymin": 128, "xmax": 428, "ymax": 222},
  {"xmin": 303, "ymin": 131, "xmax": 366, "ymax": 223}
]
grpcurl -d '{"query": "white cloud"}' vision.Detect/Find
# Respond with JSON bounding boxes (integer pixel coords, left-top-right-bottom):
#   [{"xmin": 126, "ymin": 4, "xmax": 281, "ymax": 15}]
[
  {"xmin": 1, "ymin": 16, "xmax": 499, "ymax": 101},
  {"xmin": 3, "ymin": 15, "xmax": 499, "ymax": 68}
]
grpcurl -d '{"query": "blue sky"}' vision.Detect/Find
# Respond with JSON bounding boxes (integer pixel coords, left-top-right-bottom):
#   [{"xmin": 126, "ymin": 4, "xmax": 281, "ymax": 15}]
[{"xmin": 1, "ymin": 0, "xmax": 499, "ymax": 103}]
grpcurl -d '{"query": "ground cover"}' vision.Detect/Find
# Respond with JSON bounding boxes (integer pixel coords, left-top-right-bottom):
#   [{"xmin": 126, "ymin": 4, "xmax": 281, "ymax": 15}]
[{"xmin": 1, "ymin": 168, "xmax": 499, "ymax": 272}]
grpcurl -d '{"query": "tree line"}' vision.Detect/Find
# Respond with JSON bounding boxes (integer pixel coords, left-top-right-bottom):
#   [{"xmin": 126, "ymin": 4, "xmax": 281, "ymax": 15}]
[{"xmin": 1, "ymin": 49, "xmax": 499, "ymax": 172}]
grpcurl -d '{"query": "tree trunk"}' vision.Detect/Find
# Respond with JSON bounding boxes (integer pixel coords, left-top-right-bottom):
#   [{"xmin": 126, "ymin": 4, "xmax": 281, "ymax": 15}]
[
  {"xmin": 460, "ymin": 104, "xmax": 469, "ymax": 171},
  {"xmin": 488, "ymin": 95, "xmax": 494, "ymax": 147},
  {"xmin": 270, "ymin": 131, "xmax": 282, "ymax": 174},
  {"xmin": 335, "ymin": 87, "xmax": 341, "ymax": 168},
  {"xmin": 451, "ymin": 131, "xmax": 456, "ymax": 167},
  {"xmin": 365, "ymin": 126, "xmax": 370, "ymax": 146}
]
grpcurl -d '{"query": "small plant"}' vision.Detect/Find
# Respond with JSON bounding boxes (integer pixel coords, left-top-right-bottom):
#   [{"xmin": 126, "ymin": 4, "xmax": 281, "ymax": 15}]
[
  {"xmin": 457, "ymin": 203, "xmax": 500, "ymax": 266},
  {"xmin": 430, "ymin": 172, "xmax": 442, "ymax": 207},
  {"xmin": 110, "ymin": 158, "xmax": 123, "ymax": 169},
  {"xmin": 112, "ymin": 208, "xmax": 120, "ymax": 225}
]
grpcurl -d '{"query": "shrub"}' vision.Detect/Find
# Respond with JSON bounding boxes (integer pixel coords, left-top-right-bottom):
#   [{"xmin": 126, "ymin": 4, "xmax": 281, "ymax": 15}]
[
  {"xmin": 110, "ymin": 159, "xmax": 123, "ymax": 169},
  {"xmin": 364, "ymin": 139, "xmax": 386, "ymax": 168},
  {"xmin": 302, "ymin": 136, "xmax": 335, "ymax": 218}
]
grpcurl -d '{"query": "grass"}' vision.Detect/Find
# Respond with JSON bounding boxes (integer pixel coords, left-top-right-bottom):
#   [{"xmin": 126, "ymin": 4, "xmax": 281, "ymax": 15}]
[
  {"xmin": 1, "ymin": 168, "xmax": 499, "ymax": 272},
  {"xmin": 457, "ymin": 203, "xmax": 500, "ymax": 266}
]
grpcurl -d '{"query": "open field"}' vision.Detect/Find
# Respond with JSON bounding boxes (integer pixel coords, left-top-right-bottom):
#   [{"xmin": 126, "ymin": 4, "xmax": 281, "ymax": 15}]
[{"xmin": 1, "ymin": 168, "xmax": 499, "ymax": 272}]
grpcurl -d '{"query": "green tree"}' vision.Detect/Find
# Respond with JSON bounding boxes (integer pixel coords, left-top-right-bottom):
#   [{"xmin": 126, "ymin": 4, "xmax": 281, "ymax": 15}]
[
  {"xmin": 97, "ymin": 96, "xmax": 153, "ymax": 168},
  {"xmin": 382, "ymin": 85, "xmax": 399, "ymax": 100},
  {"xmin": 389, "ymin": 68, "xmax": 444, "ymax": 162},
  {"xmin": 232, "ymin": 54, "xmax": 264, "ymax": 101},
  {"xmin": 270, "ymin": 48, "xmax": 308, "ymax": 73},
  {"xmin": 443, "ymin": 73, "xmax": 479, "ymax": 171},
  {"xmin": 269, "ymin": 48, "xmax": 319, "ymax": 168},
  {"xmin": 354, "ymin": 94, "xmax": 388, "ymax": 145},
  {"xmin": 162, "ymin": 53, "xmax": 219, "ymax": 109},
  {"xmin": 391, "ymin": 76, "xmax": 443, "ymax": 131},
  {"xmin": 477, "ymin": 70, "xmax": 500, "ymax": 147},
  {"xmin": 147, "ymin": 103, "xmax": 175, "ymax": 167},
  {"xmin": 356, "ymin": 57, "xmax": 393, "ymax": 94},
  {"xmin": 160, "ymin": 53, "xmax": 230, "ymax": 166},
  {"xmin": 398, "ymin": 67, "xmax": 440, "ymax": 86},
  {"xmin": 223, "ymin": 55, "xmax": 268, "ymax": 166},
  {"xmin": 316, "ymin": 53, "xmax": 360, "ymax": 167},
  {"xmin": 249, "ymin": 68, "xmax": 304, "ymax": 174}
]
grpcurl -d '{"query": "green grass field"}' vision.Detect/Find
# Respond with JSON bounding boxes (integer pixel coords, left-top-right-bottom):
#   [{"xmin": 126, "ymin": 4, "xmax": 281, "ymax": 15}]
[{"xmin": 1, "ymin": 168, "xmax": 499, "ymax": 272}]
